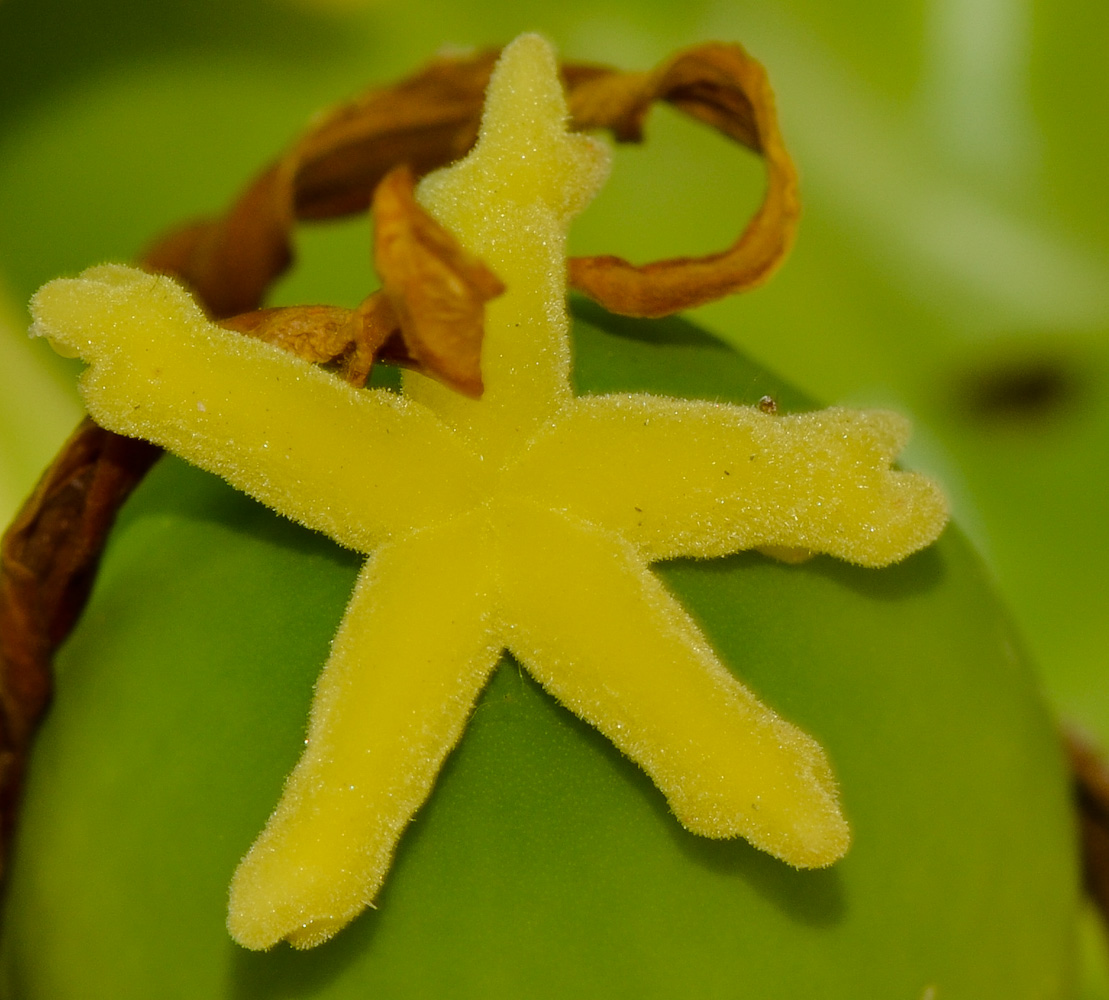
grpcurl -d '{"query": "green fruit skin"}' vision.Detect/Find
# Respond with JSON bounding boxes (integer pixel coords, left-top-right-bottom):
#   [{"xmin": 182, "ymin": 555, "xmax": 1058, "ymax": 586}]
[{"xmin": 0, "ymin": 301, "xmax": 1079, "ymax": 999}]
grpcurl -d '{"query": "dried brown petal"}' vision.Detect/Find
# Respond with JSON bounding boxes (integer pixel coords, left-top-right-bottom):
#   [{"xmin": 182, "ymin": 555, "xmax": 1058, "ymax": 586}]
[
  {"xmin": 339, "ymin": 294, "xmax": 403, "ymax": 387},
  {"xmin": 372, "ymin": 165, "xmax": 501, "ymax": 399},
  {"xmin": 218, "ymin": 300, "xmax": 392, "ymax": 389},
  {"xmin": 566, "ymin": 43, "xmax": 800, "ymax": 317},
  {"xmin": 221, "ymin": 304, "xmax": 358, "ymax": 365}
]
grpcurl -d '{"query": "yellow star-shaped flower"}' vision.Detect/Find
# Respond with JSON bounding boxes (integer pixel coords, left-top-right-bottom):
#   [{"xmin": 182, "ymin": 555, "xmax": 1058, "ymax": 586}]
[{"xmin": 31, "ymin": 34, "xmax": 947, "ymax": 952}]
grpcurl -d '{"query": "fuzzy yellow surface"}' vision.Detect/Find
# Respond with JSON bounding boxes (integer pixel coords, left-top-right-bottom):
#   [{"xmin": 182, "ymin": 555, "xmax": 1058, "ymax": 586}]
[{"xmin": 31, "ymin": 34, "xmax": 947, "ymax": 952}]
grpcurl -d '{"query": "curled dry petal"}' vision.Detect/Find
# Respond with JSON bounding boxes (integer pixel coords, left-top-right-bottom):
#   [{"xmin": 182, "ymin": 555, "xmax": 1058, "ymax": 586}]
[
  {"xmin": 220, "ymin": 302, "xmax": 396, "ymax": 389},
  {"xmin": 372, "ymin": 165, "xmax": 502, "ymax": 399},
  {"xmin": 221, "ymin": 305, "xmax": 361, "ymax": 367},
  {"xmin": 566, "ymin": 43, "xmax": 799, "ymax": 316}
]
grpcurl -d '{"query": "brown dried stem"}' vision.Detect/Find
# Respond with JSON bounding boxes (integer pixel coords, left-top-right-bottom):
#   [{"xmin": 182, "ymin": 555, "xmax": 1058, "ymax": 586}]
[
  {"xmin": 0, "ymin": 424, "xmax": 159, "ymax": 860},
  {"xmin": 565, "ymin": 43, "xmax": 799, "ymax": 315}
]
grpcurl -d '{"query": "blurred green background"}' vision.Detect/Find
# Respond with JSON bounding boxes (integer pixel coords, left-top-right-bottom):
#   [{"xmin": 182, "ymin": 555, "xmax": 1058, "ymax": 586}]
[{"xmin": 1, "ymin": 0, "xmax": 1106, "ymax": 992}]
